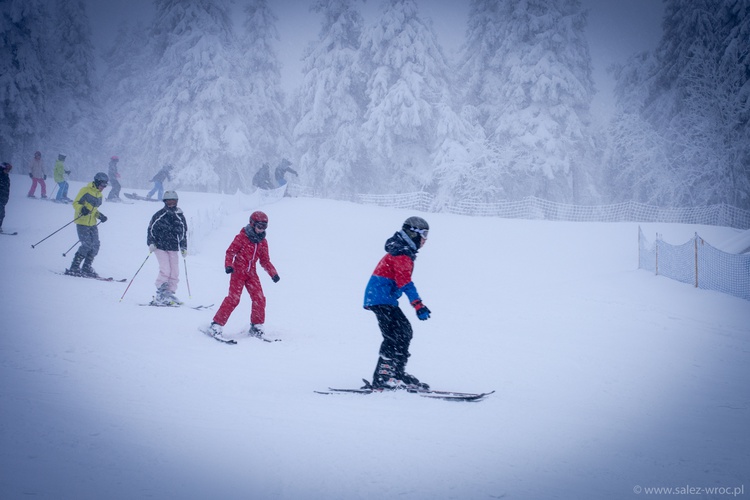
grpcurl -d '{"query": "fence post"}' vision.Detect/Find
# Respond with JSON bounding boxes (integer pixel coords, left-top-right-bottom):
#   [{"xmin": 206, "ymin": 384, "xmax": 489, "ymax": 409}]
[{"xmin": 694, "ymin": 232, "xmax": 699, "ymax": 288}]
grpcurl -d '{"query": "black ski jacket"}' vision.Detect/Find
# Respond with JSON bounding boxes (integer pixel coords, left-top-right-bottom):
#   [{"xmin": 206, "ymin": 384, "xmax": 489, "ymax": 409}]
[{"xmin": 147, "ymin": 206, "xmax": 188, "ymax": 252}]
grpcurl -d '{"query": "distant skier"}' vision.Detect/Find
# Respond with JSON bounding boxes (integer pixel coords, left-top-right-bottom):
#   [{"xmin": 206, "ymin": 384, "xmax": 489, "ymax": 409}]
[
  {"xmin": 274, "ymin": 158, "xmax": 297, "ymax": 188},
  {"xmin": 206, "ymin": 211, "xmax": 280, "ymax": 340},
  {"xmin": 27, "ymin": 150, "xmax": 47, "ymax": 198},
  {"xmin": 146, "ymin": 164, "xmax": 173, "ymax": 200},
  {"xmin": 107, "ymin": 156, "xmax": 122, "ymax": 202},
  {"xmin": 147, "ymin": 190, "xmax": 188, "ymax": 305},
  {"xmin": 68, "ymin": 172, "xmax": 109, "ymax": 278},
  {"xmin": 0, "ymin": 162, "xmax": 12, "ymax": 233},
  {"xmin": 53, "ymin": 154, "xmax": 72, "ymax": 203},
  {"xmin": 364, "ymin": 216, "xmax": 431, "ymax": 390},
  {"xmin": 252, "ymin": 163, "xmax": 274, "ymax": 190}
]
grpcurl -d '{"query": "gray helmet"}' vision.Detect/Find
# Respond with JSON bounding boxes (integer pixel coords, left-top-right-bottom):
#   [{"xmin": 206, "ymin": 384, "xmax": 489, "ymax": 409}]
[
  {"xmin": 402, "ymin": 216, "xmax": 429, "ymax": 246},
  {"xmin": 163, "ymin": 190, "xmax": 178, "ymax": 201},
  {"xmin": 93, "ymin": 172, "xmax": 109, "ymax": 186}
]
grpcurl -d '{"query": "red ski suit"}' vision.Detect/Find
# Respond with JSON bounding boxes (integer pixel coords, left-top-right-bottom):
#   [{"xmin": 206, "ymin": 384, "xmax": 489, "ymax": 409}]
[{"xmin": 213, "ymin": 227, "xmax": 278, "ymax": 326}]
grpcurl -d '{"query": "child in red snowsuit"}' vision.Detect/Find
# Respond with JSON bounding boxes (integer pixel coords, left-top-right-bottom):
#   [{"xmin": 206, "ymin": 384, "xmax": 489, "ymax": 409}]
[{"xmin": 208, "ymin": 211, "xmax": 280, "ymax": 339}]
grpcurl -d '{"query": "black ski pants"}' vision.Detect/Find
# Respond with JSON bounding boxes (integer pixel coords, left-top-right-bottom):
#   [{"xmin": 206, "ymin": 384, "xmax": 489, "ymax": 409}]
[{"xmin": 369, "ymin": 304, "xmax": 413, "ymax": 376}]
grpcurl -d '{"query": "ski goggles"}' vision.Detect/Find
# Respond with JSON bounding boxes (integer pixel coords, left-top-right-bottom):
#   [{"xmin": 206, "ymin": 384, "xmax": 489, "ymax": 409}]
[
  {"xmin": 254, "ymin": 221, "xmax": 268, "ymax": 230},
  {"xmin": 409, "ymin": 227, "xmax": 429, "ymax": 239}
]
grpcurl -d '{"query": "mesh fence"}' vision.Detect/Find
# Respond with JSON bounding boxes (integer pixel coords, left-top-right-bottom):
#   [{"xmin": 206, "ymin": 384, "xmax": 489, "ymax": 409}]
[
  {"xmin": 287, "ymin": 185, "xmax": 750, "ymax": 301},
  {"xmin": 287, "ymin": 188, "xmax": 750, "ymax": 230},
  {"xmin": 638, "ymin": 227, "xmax": 750, "ymax": 301}
]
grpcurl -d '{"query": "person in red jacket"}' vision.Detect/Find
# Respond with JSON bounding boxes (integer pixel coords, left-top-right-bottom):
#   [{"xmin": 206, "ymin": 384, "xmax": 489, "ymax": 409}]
[{"xmin": 207, "ymin": 211, "xmax": 280, "ymax": 340}]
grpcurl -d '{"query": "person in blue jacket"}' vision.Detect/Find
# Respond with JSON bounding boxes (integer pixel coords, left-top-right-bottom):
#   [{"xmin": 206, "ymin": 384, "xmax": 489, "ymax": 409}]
[
  {"xmin": 274, "ymin": 158, "xmax": 297, "ymax": 187},
  {"xmin": 146, "ymin": 164, "xmax": 173, "ymax": 200},
  {"xmin": 363, "ymin": 216, "xmax": 431, "ymax": 390}
]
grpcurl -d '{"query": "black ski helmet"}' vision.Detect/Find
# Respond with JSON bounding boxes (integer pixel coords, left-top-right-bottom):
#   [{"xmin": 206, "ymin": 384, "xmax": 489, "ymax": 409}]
[
  {"xmin": 93, "ymin": 172, "xmax": 109, "ymax": 186},
  {"xmin": 402, "ymin": 216, "xmax": 429, "ymax": 247}
]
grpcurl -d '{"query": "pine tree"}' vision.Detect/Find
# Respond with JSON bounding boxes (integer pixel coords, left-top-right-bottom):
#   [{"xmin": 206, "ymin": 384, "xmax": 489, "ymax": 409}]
[
  {"xmin": 473, "ymin": 0, "xmax": 597, "ymax": 203},
  {"xmin": 105, "ymin": 0, "xmax": 254, "ymax": 193},
  {"xmin": 46, "ymin": 0, "xmax": 100, "ymax": 178},
  {"xmin": 634, "ymin": 0, "xmax": 750, "ymax": 209},
  {"xmin": 359, "ymin": 0, "xmax": 470, "ymax": 194},
  {"xmin": 237, "ymin": 0, "xmax": 292, "ymax": 192},
  {"xmin": 292, "ymin": 0, "xmax": 366, "ymax": 198},
  {"xmin": 0, "ymin": 0, "xmax": 49, "ymax": 166},
  {"xmin": 607, "ymin": 52, "xmax": 671, "ymax": 204},
  {"xmin": 100, "ymin": 20, "xmax": 153, "ymax": 184}
]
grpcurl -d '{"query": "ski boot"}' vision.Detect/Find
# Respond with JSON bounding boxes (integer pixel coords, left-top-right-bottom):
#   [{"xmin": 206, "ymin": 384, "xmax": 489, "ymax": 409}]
[
  {"xmin": 400, "ymin": 372, "xmax": 430, "ymax": 391},
  {"xmin": 81, "ymin": 259, "xmax": 98, "ymax": 278},
  {"xmin": 156, "ymin": 282, "xmax": 182, "ymax": 305},
  {"xmin": 66, "ymin": 254, "xmax": 84, "ymax": 276},
  {"xmin": 207, "ymin": 322, "xmax": 223, "ymax": 337},
  {"xmin": 249, "ymin": 323, "xmax": 265, "ymax": 338},
  {"xmin": 371, "ymin": 358, "xmax": 405, "ymax": 390}
]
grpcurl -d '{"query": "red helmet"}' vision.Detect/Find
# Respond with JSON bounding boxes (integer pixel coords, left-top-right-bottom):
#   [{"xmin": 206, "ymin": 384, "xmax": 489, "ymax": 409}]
[{"xmin": 250, "ymin": 211, "xmax": 268, "ymax": 224}]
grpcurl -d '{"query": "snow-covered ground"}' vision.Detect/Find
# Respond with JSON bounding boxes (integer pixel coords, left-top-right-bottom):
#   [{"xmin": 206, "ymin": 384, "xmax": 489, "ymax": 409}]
[{"xmin": 1, "ymin": 174, "xmax": 748, "ymax": 499}]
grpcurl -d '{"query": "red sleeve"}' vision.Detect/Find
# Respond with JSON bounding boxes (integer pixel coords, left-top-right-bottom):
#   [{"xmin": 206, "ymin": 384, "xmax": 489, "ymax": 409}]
[
  {"xmin": 225, "ymin": 233, "xmax": 243, "ymax": 268},
  {"xmin": 258, "ymin": 240, "xmax": 278, "ymax": 277}
]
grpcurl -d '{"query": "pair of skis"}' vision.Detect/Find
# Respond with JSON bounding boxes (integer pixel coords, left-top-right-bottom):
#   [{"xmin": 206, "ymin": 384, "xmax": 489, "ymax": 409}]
[
  {"xmin": 140, "ymin": 302, "xmax": 214, "ymax": 311},
  {"xmin": 199, "ymin": 326, "xmax": 282, "ymax": 345},
  {"xmin": 54, "ymin": 270, "xmax": 127, "ymax": 282},
  {"xmin": 316, "ymin": 379, "xmax": 494, "ymax": 402}
]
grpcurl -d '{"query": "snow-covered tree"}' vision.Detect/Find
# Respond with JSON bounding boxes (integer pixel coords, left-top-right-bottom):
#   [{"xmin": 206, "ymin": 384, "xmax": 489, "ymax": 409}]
[
  {"xmin": 46, "ymin": 0, "xmax": 100, "ymax": 179},
  {"xmin": 100, "ymin": 20, "xmax": 153, "ymax": 184},
  {"xmin": 468, "ymin": 0, "xmax": 597, "ymax": 203},
  {"xmin": 104, "ymin": 0, "xmax": 259, "ymax": 193},
  {"xmin": 358, "ymin": 0, "xmax": 474, "ymax": 195},
  {"xmin": 0, "ymin": 0, "xmax": 49, "ymax": 167},
  {"xmin": 236, "ymin": 0, "xmax": 292, "ymax": 191},
  {"xmin": 292, "ymin": 0, "xmax": 366, "ymax": 198},
  {"xmin": 617, "ymin": 0, "xmax": 750, "ymax": 209},
  {"xmin": 607, "ymin": 52, "xmax": 671, "ymax": 204}
]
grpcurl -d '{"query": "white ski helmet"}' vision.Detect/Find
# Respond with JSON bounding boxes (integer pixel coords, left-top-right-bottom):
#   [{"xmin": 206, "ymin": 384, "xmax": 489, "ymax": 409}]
[{"xmin": 163, "ymin": 190, "xmax": 178, "ymax": 201}]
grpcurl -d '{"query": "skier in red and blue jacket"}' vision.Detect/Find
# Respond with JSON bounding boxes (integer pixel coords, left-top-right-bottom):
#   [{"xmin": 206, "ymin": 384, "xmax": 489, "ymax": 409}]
[{"xmin": 364, "ymin": 216, "xmax": 431, "ymax": 390}]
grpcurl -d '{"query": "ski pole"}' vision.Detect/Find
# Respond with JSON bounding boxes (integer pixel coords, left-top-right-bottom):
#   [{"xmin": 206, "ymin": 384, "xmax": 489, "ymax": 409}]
[
  {"xmin": 62, "ymin": 240, "xmax": 80, "ymax": 257},
  {"xmin": 61, "ymin": 222, "xmax": 100, "ymax": 256},
  {"xmin": 183, "ymin": 252, "xmax": 192, "ymax": 298},
  {"xmin": 120, "ymin": 253, "xmax": 151, "ymax": 302},
  {"xmin": 31, "ymin": 213, "xmax": 86, "ymax": 249}
]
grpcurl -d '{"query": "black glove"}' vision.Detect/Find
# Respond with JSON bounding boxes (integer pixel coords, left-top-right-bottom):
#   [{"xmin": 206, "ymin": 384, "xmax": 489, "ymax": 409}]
[
  {"xmin": 80, "ymin": 206, "xmax": 90, "ymax": 215},
  {"xmin": 43, "ymin": 174, "xmax": 47, "ymax": 180},
  {"xmin": 65, "ymin": 170, "xmax": 71, "ymax": 175},
  {"xmin": 272, "ymin": 274, "xmax": 280, "ymax": 283},
  {"xmin": 29, "ymin": 173, "xmax": 33, "ymax": 178},
  {"xmin": 98, "ymin": 213, "xmax": 107, "ymax": 223},
  {"xmin": 225, "ymin": 266, "xmax": 234, "ymax": 274}
]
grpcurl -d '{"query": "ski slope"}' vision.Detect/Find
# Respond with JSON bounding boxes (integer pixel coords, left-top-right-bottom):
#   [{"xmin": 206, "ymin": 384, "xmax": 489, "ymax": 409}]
[{"xmin": 1, "ymin": 175, "xmax": 748, "ymax": 499}]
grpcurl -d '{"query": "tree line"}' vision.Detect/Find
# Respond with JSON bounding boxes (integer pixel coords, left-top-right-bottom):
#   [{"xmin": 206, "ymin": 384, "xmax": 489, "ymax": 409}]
[{"xmin": 1, "ymin": 0, "xmax": 748, "ymax": 209}]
